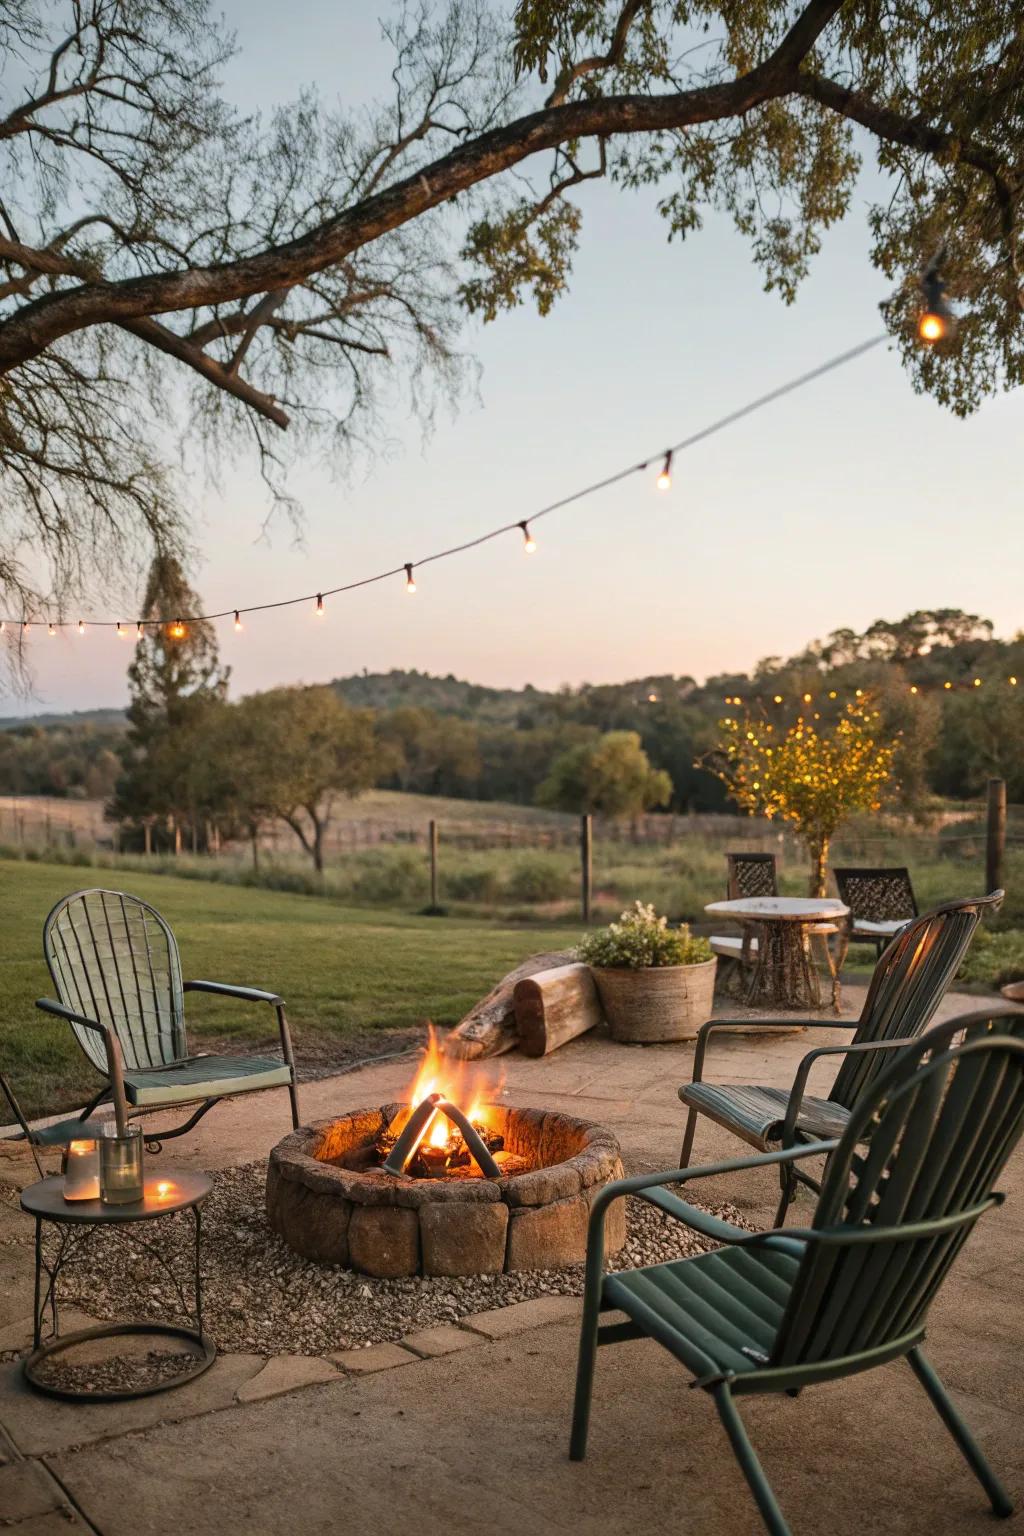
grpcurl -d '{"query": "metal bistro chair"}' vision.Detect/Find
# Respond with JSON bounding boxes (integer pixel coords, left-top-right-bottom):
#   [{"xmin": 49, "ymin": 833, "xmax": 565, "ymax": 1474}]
[
  {"xmin": 834, "ymin": 865, "xmax": 919, "ymax": 964},
  {"xmin": 571, "ymin": 1004, "xmax": 1024, "ymax": 1536},
  {"xmin": 679, "ymin": 891, "xmax": 1003, "ymax": 1224},
  {"xmin": 35, "ymin": 889, "xmax": 300, "ymax": 1148},
  {"xmin": 709, "ymin": 852, "xmax": 840, "ymax": 1001}
]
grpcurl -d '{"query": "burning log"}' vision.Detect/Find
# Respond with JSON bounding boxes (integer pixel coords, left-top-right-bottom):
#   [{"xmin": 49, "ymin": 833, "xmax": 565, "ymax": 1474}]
[
  {"xmin": 377, "ymin": 1099, "xmax": 505, "ymax": 1179},
  {"xmin": 443, "ymin": 950, "xmax": 575, "ymax": 1060}
]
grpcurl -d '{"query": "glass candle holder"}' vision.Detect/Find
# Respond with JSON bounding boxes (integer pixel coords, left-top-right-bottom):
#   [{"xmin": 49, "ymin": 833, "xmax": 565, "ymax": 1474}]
[
  {"xmin": 99, "ymin": 1125, "xmax": 144, "ymax": 1205},
  {"xmin": 63, "ymin": 1139, "xmax": 100, "ymax": 1202}
]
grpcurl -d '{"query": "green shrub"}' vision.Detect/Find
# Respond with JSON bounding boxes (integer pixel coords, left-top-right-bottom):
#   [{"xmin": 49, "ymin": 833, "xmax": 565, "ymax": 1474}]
[
  {"xmin": 445, "ymin": 867, "xmax": 501, "ymax": 902},
  {"xmin": 350, "ymin": 850, "xmax": 424, "ymax": 904},
  {"xmin": 503, "ymin": 856, "xmax": 566, "ymax": 903},
  {"xmin": 577, "ymin": 901, "xmax": 713, "ymax": 969},
  {"xmin": 958, "ymin": 926, "xmax": 1024, "ymax": 989}
]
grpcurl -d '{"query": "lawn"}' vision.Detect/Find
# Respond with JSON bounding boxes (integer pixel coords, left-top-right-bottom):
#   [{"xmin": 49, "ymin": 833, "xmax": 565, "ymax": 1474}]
[{"xmin": 0, "ymin": 859, "xmax": 582, "ymax": 1119}]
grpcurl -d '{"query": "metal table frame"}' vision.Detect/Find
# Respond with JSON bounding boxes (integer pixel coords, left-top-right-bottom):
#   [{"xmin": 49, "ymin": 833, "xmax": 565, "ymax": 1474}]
[{"xmin": 20, "ymin": 1171, "xmax": 216, "ymax": 1402}]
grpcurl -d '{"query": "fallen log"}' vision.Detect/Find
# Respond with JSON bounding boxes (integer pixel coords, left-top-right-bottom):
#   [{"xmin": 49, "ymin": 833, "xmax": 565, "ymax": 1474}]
[
  {"xmin": 443, "ymin": 951, "xmax": 575, "ymax": 1060},
  {"xmin": 514, "ymin": 963, "xmax": 602, "ymax": 1058}
]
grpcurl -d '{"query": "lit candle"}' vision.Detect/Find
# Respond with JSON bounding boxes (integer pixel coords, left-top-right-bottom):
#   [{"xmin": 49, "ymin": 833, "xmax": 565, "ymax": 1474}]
[
  {"xmin": 63, "ymin": 1139, "xmax": 100, "ymax": 1202},
  {"xmin": 155, "ymin": 1179, "xmax": 173, "ymax": 1199}
]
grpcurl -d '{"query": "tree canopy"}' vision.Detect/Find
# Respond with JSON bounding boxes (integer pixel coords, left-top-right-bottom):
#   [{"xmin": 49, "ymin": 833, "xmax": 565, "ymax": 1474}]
[{"xmin": 1, "ymin": 0, "xmax": 1021, "ymax": 624}]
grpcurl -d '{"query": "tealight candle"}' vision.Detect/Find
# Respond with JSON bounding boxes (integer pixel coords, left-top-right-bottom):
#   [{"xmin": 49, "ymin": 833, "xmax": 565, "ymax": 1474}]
[{"xmin": 63, "ymin": 1139, "xmax": 100, "ymax": 1202}]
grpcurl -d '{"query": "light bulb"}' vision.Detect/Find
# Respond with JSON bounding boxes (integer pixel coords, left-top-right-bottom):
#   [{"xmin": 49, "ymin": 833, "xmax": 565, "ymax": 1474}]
[
  {"xmin": 234, "ymin": 610, "xmax": 243, "ymax": 632},
  {"xmin": 136, "ymin": 622, "xmax": 144, "ymax": 640},
  {"xmin": 47, "ymin": 623, "xmax": 56, "ymax": 637},
  {"xmin": 405, "ymin": 563, "xmax": 416, "ymax": 594},
  {"xmin": 773, "ymin": 695, "xmax": 782, "ymax": 705},
  {"xmin": 656, "ymin": 450, "xmax": 673, "ymax": 492},
  {"xmin": 1011, "ymin": 676, "xmax": 1018, "ymax": 687},
  {"xmin": 973, "ymin": 677, "xmax": 982, "ymax": 687},
  {"xmin": 169, "ymin": 618, "xmax": 186, "ymax": 639},
  {"xmin": 519, "ymin": 521, "xmax": 536, "ymax": 554},
  {"xmin": 918, "ymin": 311, "xmax": 947, "ymax": 343},
  {"xmin": 0, "ymin": 620, "xmax": 5, "ymax": 635},
  {"xmin": 22, "ymin": 621, "xmax": 30, "ymax": 633},
  {"xmin": 77, "ymin": 620, "xmax": 85, "ymax": 635},
  {"xmin": 315, "ymin": 593, "xmax": 324, "ymax": 616},
  {"xmin": 910, "ymin": 685, "xmax": 918, "ymax": 695},
  {"xmin": 944, "ymin": 680, "xmax": 952, "ymax": 689}
]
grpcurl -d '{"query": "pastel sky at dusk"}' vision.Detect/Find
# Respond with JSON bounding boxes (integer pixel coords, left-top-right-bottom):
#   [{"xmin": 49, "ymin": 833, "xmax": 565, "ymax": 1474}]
[{"xmin": 10, "ymin": 2, "xmax": 1023, "ymax": 716}]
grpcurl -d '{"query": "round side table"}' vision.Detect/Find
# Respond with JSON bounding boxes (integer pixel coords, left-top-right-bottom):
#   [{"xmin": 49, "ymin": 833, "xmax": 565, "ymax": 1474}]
[{"xmin": 20, "ymin": 1170, "xmax": 215, "ymax": 1402}]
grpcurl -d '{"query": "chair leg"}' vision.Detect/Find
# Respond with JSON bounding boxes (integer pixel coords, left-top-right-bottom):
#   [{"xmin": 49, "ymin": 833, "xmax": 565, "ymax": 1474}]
[
  {"xmin": 288, "ymin": 1075, "xmax": 301, "ymax": 1131},
  {"xmin": 569, "ymin": 1289, "xmax": 603, "ymax": 1461},
  {"xmin": 713, "ymin": 1384, "xmax": 792, "ymax": 1536},
  {"xmin": 773, "ymin": 1159, "xmax": 797, "ymax": 1228},
  {"xmin": 679, "ymin": 1105, "xmax": 699, "ymax": 1169},
  {"xmin": 907, "ymin": 1347, "xmax": 1013, "ymax": 1517}
]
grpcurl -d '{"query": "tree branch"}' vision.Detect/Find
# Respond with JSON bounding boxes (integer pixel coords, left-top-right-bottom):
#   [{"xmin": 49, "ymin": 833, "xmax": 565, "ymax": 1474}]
[
  {"xmin": 0, "ymin": 0, "xmax": 845, "ymax": 376},
  {"xmin": 545, "ymin": 0, "xmax": 647, "ymax": 108},
  {"xmin": 117, "ymin": 316, "xmax": 290, "ymax": 427}
]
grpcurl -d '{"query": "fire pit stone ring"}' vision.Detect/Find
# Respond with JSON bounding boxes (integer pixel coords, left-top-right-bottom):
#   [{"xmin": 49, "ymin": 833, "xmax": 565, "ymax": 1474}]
[{"xmin": 266, "ymin": 1104, "xmax": 627, "ymax": 1278}]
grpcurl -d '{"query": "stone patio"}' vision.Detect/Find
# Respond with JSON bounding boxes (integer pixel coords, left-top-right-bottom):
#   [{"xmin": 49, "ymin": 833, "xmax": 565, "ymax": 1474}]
[{"xmin": 1, "ymin": 979, "xmax": 1021, "ymax": 1536}]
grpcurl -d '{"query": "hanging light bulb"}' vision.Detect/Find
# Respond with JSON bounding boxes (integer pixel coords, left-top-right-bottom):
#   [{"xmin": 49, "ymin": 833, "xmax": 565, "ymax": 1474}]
[
  {"xmin": 519, "ymin": 521, "xmax": 537, "ymax": 554},
  {"xmin": 315, "ymin": 593, "xmax": 324, "ymax": 617},
  {"xmin": 0, "ymin": 620, "xmax": 5, "ymax": 635},
  {"xmin": 136, "ymin": 621, "xmax": 144, "ymax": 640},
  {"xmin": 910, "ymin": 685, "xmax": 919, "ymax": 695},
  {"xmin": 917, "ymin": 258, "xmax": 955, "ymax": 344},
  {"xmin": 656, "ymin": 450, "xmax": 673, "ymax": 492},
  {"xmin": 22, "ymin": 621, "xmax": 30, "ymax": 633},
  {"xmin": 77, "ymin": 619, "xmax": 85, "ymax": 636},
  {"xmin": 944, "ymin": 680, "xmax": 952, "ymax": 689},
  {"xmin": 234, "ymin": 610, "xmax": 243, "ymax": 632},
  {"xmin": 169, "ymin": 618, "xmax": 186, "ymax": 640},
  {"xmin": 47, "ymin": 622, "xmax": 57, "ymax": 637},
  {"xmin": 1010, "ymin": 676, "xmax": 1018, "ymax": 687},
  {"xmin": 405, "ymin": 563, "xmax": 416, "ymax": 594},
  {"xmin": 116, "ymin": 622, "xmax": 125, "ymax": 637}
]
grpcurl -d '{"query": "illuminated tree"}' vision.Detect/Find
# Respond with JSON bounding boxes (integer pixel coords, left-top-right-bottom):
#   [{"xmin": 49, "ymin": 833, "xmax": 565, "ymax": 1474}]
[{"xmin": 707, "ymin": 700, "xmax": 899, "ymax": 896}]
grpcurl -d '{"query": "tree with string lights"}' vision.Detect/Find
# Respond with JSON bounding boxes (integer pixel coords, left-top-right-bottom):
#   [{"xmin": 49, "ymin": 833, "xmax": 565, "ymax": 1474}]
[
  {"xmin": 1, "ymin": 0, "xmax": 1022, "ymax": 632},
  {"xmin": 707, "ymin": 699, "xmax": 899, "ymax": 896}
]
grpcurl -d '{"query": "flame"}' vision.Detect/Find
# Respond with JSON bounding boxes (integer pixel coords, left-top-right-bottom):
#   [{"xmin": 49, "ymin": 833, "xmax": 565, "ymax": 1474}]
[{"xmin": 403, "ymin": 1025, "xmax": 503, "ymax": 1155}]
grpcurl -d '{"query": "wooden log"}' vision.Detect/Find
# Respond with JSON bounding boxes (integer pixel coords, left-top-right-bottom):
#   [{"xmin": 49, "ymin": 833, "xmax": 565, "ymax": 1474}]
[
  {"xmin": 443, "ymin": 951, "xmax": 575, "ymax": 1060},
  {"xmin": 514, "ymin": 963, "xmax": 603, "ymax": 1058}
]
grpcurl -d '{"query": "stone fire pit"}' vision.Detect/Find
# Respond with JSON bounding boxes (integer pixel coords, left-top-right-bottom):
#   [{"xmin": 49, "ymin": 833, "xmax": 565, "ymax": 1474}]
[{"xmin": 266, "ymin": 1104, "xmax": 626, "ymax": 1278}]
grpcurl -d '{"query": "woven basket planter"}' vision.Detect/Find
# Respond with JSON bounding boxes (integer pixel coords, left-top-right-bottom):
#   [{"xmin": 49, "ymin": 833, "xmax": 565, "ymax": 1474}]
[{"xmin": 589, "ymin": 957, "xmax": 718, "ymax": 1044}]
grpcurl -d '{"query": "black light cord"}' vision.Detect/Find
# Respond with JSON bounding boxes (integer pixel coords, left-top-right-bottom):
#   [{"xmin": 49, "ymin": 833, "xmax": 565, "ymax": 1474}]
[{"xmin": 2, "ymin": 332, "xmax": 888, "ymax": 631}]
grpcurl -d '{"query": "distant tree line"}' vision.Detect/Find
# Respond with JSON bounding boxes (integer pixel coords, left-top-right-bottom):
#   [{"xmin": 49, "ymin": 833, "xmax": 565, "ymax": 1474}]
[{"xmin": 2, "ymin": 594, "xmax": 1021, "ymax": 866}]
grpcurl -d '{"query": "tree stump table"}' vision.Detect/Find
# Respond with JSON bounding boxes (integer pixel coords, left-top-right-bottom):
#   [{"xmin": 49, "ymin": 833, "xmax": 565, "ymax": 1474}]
[{"xmin": 703, "ymin": 896, "xmax": 849, "ymax": 1012}]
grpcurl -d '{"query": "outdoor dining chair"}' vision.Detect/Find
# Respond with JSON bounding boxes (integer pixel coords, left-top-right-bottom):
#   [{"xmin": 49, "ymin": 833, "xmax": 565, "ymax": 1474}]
[
  {"xmin": 834, "ymin": 865, "xmax": 919, "ymax": 962},
  {"xmin": 572, "ymin": 1004, "xmax": 1024, "ymax": 1536},
  {"xmin": 35, "ymin": 888, "xmax": 300, "ymax": 1148},
  {"xmin": 679, "ymin": 891, "xmax": 1003, "ymax": 1224}
]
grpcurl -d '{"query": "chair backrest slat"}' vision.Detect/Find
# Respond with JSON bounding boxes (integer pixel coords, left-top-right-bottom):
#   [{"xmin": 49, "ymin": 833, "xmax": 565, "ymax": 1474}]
[
  {"xmin": 771, "ymin": 1007, "xmax": 1024, "ymax": 1373},
  {"xmin": 834, "ymin": 867, "xmax": 918, "ymax": 924},
  {"xmin": 831, "ymin": 892, "xmax": 1003, "ymax": 1109},
  {"xmin": 43, "ymin": 889, "xmax": 187, "ymax": 1072},
  {"xmin": 726, "ymin": 852, "xmax": 778, "ymax": 900}
]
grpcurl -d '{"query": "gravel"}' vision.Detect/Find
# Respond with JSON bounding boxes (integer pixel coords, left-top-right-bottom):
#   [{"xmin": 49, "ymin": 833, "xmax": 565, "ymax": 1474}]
[
  {"xmin": 30, "ymin": 1348, "xmax": 202, "ymax": 1397},
  {"xmin": 9, "ymin": 1160, "xmax": 753, "ymax": 1360}
]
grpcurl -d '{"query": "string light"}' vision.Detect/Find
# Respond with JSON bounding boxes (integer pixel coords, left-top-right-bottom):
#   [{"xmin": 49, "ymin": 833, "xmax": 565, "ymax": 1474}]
[
  {"xmin": 315, "ymin": 593, "xmax": 324, "ymax": 617},
  {"xmin": 169, "ymin": 618, "xmax": 186, "ymax": 640},
  {"xmin": 944, "ymin": 680, "xmax": 952, "ymax": 689},
  {"xmin": 918, "ymin": 263, "xmax": 955, "ymax": 344},
  {"xmin": 0, "ymin": 333, "xmax": 918, "ymax": 640},
  {"xmin": 22, "ymin": 622, "xmax": 29, "ymax": 633},
  {"xmin": 773, "ymin": 695, "xmax": 783, "ymax": 705},
  {"xmin": 973, "ymin": 677, "xmax": 982, "ymax": 687},
  {"xmin": 47, "ymin": 623, "xmax": 56, "ymax": 637},
  {"xmin": 910, "ymin": 685, "xmax": 919, "ymax": 694},
  {"xmin": 0, "ymin": 620, "xmax": 4, "ymax": 634},
  {"xmin": 405, "ymin": 564, "xmax": 416, "ymax": 594},
  {"xmin": 519, "ymin": 521, "xmax": 537, "ymax": 554},
  {"xmin": 116, "ymin": 622, "xmax": 125, "ymax": 637},
  {"xmin": 77, "ymin": 619, "xmax": 85, "ymax": 635},
  {"xmin": 1011, "ymin": 677, "xmax": 1019, "ymax": 687},
  {"xmin": 234, "ymin": 610, "xmax": 243, "ymax": 632}
]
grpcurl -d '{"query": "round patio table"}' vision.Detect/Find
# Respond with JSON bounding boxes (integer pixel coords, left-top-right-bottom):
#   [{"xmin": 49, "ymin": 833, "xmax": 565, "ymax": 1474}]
[
  {"xmin": 704, "ymin": 896, "xmax": 849, "ymax": 1012},
  {"xmin": 20, "ymin": 1169, "xmax": 215, "ymax": 1402}
]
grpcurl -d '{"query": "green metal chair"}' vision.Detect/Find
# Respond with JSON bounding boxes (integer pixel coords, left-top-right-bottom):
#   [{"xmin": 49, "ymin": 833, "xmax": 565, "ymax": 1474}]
[
  {"xmin": 679, "ymin": 891, "xmax": 1003, "ymax": 1223},
  {"xmin": 35, "ymin": 888, "xmax": 300, "ymax": 1147},
  {"xmin": 572, "ymin": 1004, "xmax": 1024, "ymax": 1536}
]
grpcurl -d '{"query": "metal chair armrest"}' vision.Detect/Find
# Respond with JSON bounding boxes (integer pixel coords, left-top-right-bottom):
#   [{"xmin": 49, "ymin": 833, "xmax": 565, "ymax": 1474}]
[
  {"xmin": 689, "ymin": 1014, "xmax": 856, "ymax": 1085},
  {"xmin": 585, "ymin": 1141, "xmax": 841, "ymax": 1279},
  {"xmin": 35, "ymin": 999, "xmax": 129, "ymax": 1135},
  {"xmin": 780, "ymin": 1036, "xmax": 918, "ymax": 1147},
  {"xmin": 184, "ymin": 980, "xmax": 284, "ymax": 1006}
]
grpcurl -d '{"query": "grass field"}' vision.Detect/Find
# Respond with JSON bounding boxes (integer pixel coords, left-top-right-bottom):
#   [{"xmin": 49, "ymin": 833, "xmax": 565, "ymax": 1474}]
[{"xmin": 0, "ymin": 859, "xmax": 581, "ymax": 1120}]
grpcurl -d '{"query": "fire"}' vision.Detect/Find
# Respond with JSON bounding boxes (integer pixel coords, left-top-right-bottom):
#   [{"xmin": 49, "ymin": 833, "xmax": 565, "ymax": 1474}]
[{"xmin": 405, "ymin": 1025, "xmax": 503, "ymax": 1154}]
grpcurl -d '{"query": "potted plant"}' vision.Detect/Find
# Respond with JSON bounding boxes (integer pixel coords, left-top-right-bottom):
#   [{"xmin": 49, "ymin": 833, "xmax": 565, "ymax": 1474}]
[{"xmin": 577, "ymin": 901, "xmax": 716, "ymax": 1043}]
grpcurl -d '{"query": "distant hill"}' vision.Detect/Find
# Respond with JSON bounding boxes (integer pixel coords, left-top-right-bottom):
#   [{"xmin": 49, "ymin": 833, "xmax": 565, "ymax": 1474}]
[
  {"xmin": 0, "ymin": 706, "xmax": 127, "ymax": 731},
  {"xmin": 331, "ymin": 669, "xmax": 548, "ymax": 722}
]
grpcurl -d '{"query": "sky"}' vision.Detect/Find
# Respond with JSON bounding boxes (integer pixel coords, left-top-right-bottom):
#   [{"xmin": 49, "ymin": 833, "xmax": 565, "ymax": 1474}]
[{"xmin": 11, "ymin": 3, "xmax": 1023, "ymax": 715}]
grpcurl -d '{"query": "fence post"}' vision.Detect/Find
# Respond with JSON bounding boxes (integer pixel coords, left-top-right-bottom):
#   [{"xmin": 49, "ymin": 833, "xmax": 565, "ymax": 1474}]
[
  {"xmin": 428, "ymin": 819, "xmax": 439, "ymax": 908},
  {"xmin": 985, "ymin": 777, "xmax": 1006, "ymax": 895},
  {"xmin": 580, "ymin": 813, "xmax": 593, "ymax": 924}
]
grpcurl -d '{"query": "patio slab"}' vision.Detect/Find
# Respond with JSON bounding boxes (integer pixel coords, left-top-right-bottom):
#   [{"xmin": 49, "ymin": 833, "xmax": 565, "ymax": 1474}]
[{"xmin": 0, "ymin": 980, "xmax": 1019, "ymax": 1535}]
